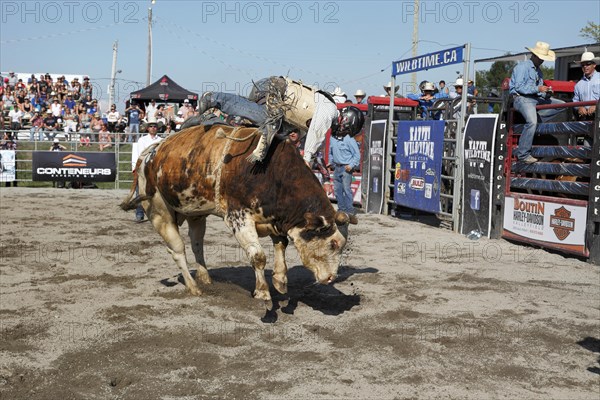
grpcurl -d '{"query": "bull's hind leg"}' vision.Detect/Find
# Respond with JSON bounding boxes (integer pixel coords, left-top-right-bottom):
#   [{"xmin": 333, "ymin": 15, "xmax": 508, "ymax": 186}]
[
  {"xmin": 271, "ymin": 235, "xmax": 289, "ymax": 294},
  {"xmin": 225, "ymin": 213, "xmax": 270, "ymax": 301},
  {"xmin": 187, "ymin": 216, "xmax": 212, "ymax": 286},
  {"xmin": 149, "ymin": 210, "xmax": 201, "ymax": 296}
]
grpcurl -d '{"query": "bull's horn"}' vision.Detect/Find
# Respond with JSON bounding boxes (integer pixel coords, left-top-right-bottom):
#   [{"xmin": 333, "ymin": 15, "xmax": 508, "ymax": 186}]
[{"xmin": 334, "ymin": 211, "xmax": 349, "ymax": 226}]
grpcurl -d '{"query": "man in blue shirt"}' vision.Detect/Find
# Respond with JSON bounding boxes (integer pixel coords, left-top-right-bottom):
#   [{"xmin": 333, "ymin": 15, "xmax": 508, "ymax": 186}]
[
  {"xmin": 573, "ymin": 51, "xmax": 600, "ymax": 119},
  {"xmin": 509, "ymin": 41, "xmax": 564, "ymax": 163},
  {"xmin": 328, "ymin": 108, "xmax": 362, "ymax": 224},
  {"xmin": 408, "ymin": 81, "xmax": 447, "ymax": 119}
]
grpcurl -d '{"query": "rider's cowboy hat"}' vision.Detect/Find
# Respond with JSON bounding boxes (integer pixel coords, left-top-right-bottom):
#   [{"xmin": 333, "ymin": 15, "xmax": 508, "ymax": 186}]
[
  {"xmin": 354, "ymin": 89, "xmax": 366, "ymax": 97},
  {"xmin": 526, "ymin": 41, "xmax": 555, "ymax": 61},
  {"xmin": 578, "ymin": 51, "xmax": 600, "ymax": 64},
  {"xmin": 332, "ymin": 87, "xmax": 346, "ymax": 97}
]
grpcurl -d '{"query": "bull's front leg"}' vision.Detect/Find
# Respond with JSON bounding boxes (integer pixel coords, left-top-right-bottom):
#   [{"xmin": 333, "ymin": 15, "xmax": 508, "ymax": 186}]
[
  {"xmin": 271, "ymin": 235, "xmax": 288, "ymax": 294},
  {"xmin": 225, "ymin": 213, "xmax": 270, "ymax": 302}
]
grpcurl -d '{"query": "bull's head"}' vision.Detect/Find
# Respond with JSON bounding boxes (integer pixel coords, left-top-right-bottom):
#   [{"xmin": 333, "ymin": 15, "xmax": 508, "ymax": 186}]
[{"xmin": 287, "ymin": 211, "xmax": 348, "ymax": 284}]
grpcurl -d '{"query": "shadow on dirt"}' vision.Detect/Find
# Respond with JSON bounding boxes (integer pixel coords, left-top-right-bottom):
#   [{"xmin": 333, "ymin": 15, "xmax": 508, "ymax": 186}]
[
  {"xmin": 164, "ymin": 264, "xmax": 377, "ymax": 322},
  {"xmin": 577, "ymin": 337, "xmax": 600, "ymax": 375}
]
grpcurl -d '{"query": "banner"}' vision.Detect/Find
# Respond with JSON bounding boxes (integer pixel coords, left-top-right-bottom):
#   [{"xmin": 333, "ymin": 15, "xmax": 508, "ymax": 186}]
[
  {"xmin": 394, "ymin": 120, "xmax": 444, "ymax": 213},
  {"xmin": 32, "ymin": 151, "xmax": 116, "ymax": 182},
  {"xmin": 366, "ymin": 120, "xmax": 387, "ymax": 214},
  {"xmin": 503, "ymin": 196, "xmax": 587, "ymax": 255},
  {"xmin": 461, "ymin": 114, "xmax": 498, "ymax": 237},
  {"xmin": 0, "ymin": 150, "xmax": 16, "ymax": 182},
  {"xmin": 392, "ymin": 46, "xmax": 464, "ymax": 76}
]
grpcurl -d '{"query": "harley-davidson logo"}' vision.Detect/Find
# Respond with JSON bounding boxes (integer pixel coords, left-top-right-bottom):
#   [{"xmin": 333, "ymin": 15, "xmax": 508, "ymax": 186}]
[{"xmin": 550, "ymin": 206, "xmax": 575, "ymax": 241}]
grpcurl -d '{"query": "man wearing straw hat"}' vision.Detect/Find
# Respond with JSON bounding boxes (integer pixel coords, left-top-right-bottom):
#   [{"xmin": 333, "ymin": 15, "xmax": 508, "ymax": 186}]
[
  {"xmin": 509, "ymin": 41, "xmax": 564, "ymax": 164},
  {"xmin": 573, "ymin": 51, "xmax": 600, "ymax": 119}
]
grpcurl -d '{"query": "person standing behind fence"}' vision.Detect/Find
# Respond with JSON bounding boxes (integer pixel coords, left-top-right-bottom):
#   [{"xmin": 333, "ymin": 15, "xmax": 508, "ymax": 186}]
[
  {"xmin": 327, "ymin": 108, "xmax": 362, "ymax": 225},
  {"xmin": 509, "ymin": 41, "xmax": 565, "ymax": 164},
  {"xmin": 573, "ymin": 51, "xmax": 600, "ymax": 119},
  {"xmin": 106, "ymin": 104, "xmax": 120, "ymax": 133},
  {"xmin": 131, "ymin": 121, "xmax": 162, "ymax": 222},
  {"xmin": 126, "ymin": 103, "xmax": 141, "ymax": 143}
]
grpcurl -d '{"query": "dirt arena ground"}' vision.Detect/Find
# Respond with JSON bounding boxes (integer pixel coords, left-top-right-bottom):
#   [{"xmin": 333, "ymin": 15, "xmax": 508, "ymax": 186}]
[{"xmin": 1, "ymin": 187, "xmax": 599, "ymax": 399}]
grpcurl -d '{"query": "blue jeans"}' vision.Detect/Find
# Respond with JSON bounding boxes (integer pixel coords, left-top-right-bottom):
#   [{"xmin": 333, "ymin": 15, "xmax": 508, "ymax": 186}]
[
  {"xmin": 333, "ymin": 165, "xmax": 354, "ymax": 215},
  {"xmin": 210, "ymin": 92, "xmax": 266, "ymax": 125},
  {"xmin": 128, "ymin": 123, "xmax": 139, "ymax": 143},
  {"xmin": 513, "ymin": 96, "xmax": 565, "ymax": 160}
]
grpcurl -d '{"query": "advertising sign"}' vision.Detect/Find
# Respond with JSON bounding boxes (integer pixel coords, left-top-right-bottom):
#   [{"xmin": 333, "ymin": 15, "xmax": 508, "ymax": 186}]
[
  {"xmin": 0, "ymin": 150, "xmax": 16, "ymax": 182},
  {"xmin": 503, "ymin": 196, "xmax": 587, "ymax": 255},
  {"xmin": 461, "ymin": 114, "xmax": 498, "ymax": 237},
  {"xmin": 32, "ymin": 151, "xmax": 116, "ymax": 182},
  {"xmin": 394, "ymin": 120, "xmax": 444, "ymax": 213},
  {"xmin": 366, "ymin": 120, "xmax": 387, "ymax": 214},
  {"xmin": 392, "ymin": 46, "xmax": 464, "ymax": 76}
]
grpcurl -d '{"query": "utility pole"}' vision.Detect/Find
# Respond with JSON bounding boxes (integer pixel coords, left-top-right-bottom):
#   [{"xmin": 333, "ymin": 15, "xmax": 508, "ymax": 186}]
[
  {"xmin": 108, "ymin": 40, "xmax": 118, "ymax": 108},
  {"xmin": 146, "ymin": 0, "xmax": 156, "ymax": 87},
  {"xmin": 411, "ymin": 0, "xmax": 419, "ymax": 93}
]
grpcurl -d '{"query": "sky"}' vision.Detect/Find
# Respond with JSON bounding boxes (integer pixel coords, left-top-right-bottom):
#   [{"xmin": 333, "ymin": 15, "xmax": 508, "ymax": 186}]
[{"xmin": 1, "ymin": 0, "xmax": 599, "ymax": 111}]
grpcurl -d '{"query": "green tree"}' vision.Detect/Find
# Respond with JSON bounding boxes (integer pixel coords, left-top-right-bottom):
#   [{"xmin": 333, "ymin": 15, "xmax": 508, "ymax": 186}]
[
  {"xmin": 475, "ymin": 58, "xmax": 516, "ymax": 96},
  {"xmin": 541, "ymin": 65, "xmax": 555, "ymax": 80},
  {"xmin": 579, "ymin": 21, "xmax": 600, "ymax": 42}
]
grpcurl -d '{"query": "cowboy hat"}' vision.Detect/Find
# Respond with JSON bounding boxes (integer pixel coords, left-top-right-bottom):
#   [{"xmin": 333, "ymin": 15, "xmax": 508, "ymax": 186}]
[
  {"xmin": 354, "ymin": 89, "xmax": 366, "ymax": 97},
  {"xmin": 526, "ymin": 41, "xmax": 555, "ymax": 62},
  {"xmin": 454, "ymin": 78, "xmax": 464, "ymax": 87},
  {"xmin": 579, "ymin": 51, "xmax": 600, "ymax": 64},
  {"xmin": 422, "ymin": 82, "xmax": 435, "ymax": 91},
  {"xmin": 384, "ymin": 82, "xmax": 399, "ymax": 92},
  {"xmin": 332, "ymin": 87, "xmax": 346, "ymax": 97}
]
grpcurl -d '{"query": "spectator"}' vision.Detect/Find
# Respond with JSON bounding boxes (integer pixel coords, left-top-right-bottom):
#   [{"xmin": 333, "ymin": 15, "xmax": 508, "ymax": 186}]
[
  {"xmin": 509, "ymin": 41, "xmax": 565, "ymax": 163},
  {"xmin": 29, "ymin": 112, "xmax": 44, "ymax": 141},
  {"xmin": 146, "ymin": 99, "xmax": 158, "ymax": 122},
  {"xmin": 407, "ymin": 81, "xmax": 445, "ymax": 119},
  {"xmin": 86, "ymin": 99, "xmax": 98, "ymax": 116},
  {"xmin": 8, "ymin": 107, "xmax": 23, "ymax": 139},
  {"xmin": 6, "ymin": 71, "xmax": 18, "ymax": 89},
  {"xmin": 49, "ymin": 138, "xmax": 67, "ymax": 188},
  {"xmin": 80, "ymin": 134, "xmax": 91, "ymax": 147},
  {"xmin": 332, "ymin": 87, "xmax": 347, "ymax": 103},
  {"xmin": 438, "ymin": 80, "xmax": 449, "ymax": 96},
  {"xmin": 42, "ymin": 110, "xmax": 59, "ymax": 140},
  {"xmin": 328, "ymin": 113, "xmax": 361, "ymax": 225},
  {"xmin": 467, "ymin": 80, "xmax": 478, "ymax": 96},
  {"xmin": 98, "ymin": 124, "xmax": 112, "ymax": 151},
  {"xmin": 62, "ymin": 108, "xmax": 78, "ymax": 140},
  {"xmin": 354, "ymin": 89, "xmax": 366, "ymax": 104},
  {"xmin": 64, "ymin": 94, "xmax": 75, "ymax": 111},
  {"xmin": 90, "ymin": 114, "xmax": 103, "ymax": 142},
  {"xmin": 50, "ymin": 98, "xmax": 62, "ymax": 118},
  {"xmin": 82, "ymin": 77, "xmax": 93, "ymax": 99},
  {"xmin": 106, "ymin": 104, "xmax": 120, "ymax": 132},
  {"xmin": 20, "ymin": 97, "xmax": 33, "ymax": 116},
  {"xmin": 180, "ymin": 99, "xmax": 193, "ymax": 120},
  {"xmin": 131, "ymin": 121, "xmax": 162, "ymax": 222},
  {"xmin": 382, "ymin": 81, "xmax": 400, "ymax": 97},
  {"xmin": 126, "ymin": 103, "xmax": 141, "ymax": 142},
  {"xmin": 286, "ymin": 129, "xmax": 304, "ymax": 155},
  {"xmin": 573, "ymin": 51, "xmax": 600, "ymax": 119}
]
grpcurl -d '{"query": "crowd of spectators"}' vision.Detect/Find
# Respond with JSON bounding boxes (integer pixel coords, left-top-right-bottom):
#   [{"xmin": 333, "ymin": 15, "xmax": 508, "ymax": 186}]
[{"xmin": 0, "ymin": 71, "xmax": 198, "ymax": 148}]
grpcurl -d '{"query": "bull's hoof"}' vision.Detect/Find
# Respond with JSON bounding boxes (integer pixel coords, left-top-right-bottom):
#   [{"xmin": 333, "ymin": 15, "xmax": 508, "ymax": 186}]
[
  {"xmin": 186, "ymin": 285, "xmax": 203, "ymax": 296},
  {"xmin": 195, "ymin": 270, "xmax": 212, "ymax": 285},
  {"xmin": 272, "ymin": 277, "xmax": 288, "ymax": 295},
  {"xmin": 253, "ymin": 289, "xmax": 271, "ymax": 302}
]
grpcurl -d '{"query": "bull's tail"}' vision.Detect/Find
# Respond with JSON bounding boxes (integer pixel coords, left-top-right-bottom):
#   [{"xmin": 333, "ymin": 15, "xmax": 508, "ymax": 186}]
[
  {"xmin": 120, "ymin": 194, "xmax": 154, "ymax": 211},
  {"xmin": 215, "ymin": 127, "xmax": 255, "ymax": 142}
]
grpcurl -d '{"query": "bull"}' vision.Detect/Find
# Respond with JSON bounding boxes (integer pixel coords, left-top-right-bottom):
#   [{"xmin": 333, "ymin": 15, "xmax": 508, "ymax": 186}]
[{"xmin": 120, "ymin": 124, "xmax": 349, "ymax": 302}]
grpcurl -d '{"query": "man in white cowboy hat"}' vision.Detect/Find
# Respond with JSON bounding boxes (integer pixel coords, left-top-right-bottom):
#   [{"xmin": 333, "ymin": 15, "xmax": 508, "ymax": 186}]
[
  {"xmin": 573, "ymin": 51, "xmax": 600, "ymax": 119},
  {"xmin": 354, "ymin": 89, "xmax": 366, "ymax": 104},
  {"xmin": 382, "ymin": 81, "xmax": 399, "ymax": 97},
  {"xmin": 509, "ymin": 41, "xmax": 565, "ymax": 163},
  {"xmin": 332, "ymin": 87, "xmax": 347, "ymax": 103}
]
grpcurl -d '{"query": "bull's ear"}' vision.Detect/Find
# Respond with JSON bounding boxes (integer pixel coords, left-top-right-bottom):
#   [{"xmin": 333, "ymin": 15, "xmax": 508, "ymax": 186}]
[{"xmin": 335, "ymin": 211, "xmax": 349, "ymax": 226}]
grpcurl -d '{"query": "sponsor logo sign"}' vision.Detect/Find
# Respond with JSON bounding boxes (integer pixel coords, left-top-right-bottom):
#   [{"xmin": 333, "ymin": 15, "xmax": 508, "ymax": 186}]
[{"xmin": 32, "ymin": 151, "xmax": 116, "ymax": 182}]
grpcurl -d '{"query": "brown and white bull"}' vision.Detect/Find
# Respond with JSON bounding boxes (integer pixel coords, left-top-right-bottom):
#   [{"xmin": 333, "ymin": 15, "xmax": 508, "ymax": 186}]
[{"xmin": 120, "ymin": 124, "xmax": 349, "ymax": 302}]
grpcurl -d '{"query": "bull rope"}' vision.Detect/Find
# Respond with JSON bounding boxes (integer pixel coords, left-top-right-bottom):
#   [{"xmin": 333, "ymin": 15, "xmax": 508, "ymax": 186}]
[{"xmin": 213, "ymin": 127, "xmax": 240, "ymax": 215}]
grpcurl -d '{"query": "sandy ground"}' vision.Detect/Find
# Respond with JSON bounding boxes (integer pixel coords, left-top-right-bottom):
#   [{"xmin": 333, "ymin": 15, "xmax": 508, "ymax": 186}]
[{"xmin": 0, "ymin": 187, "xmax": 599, "ymax": 399}]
